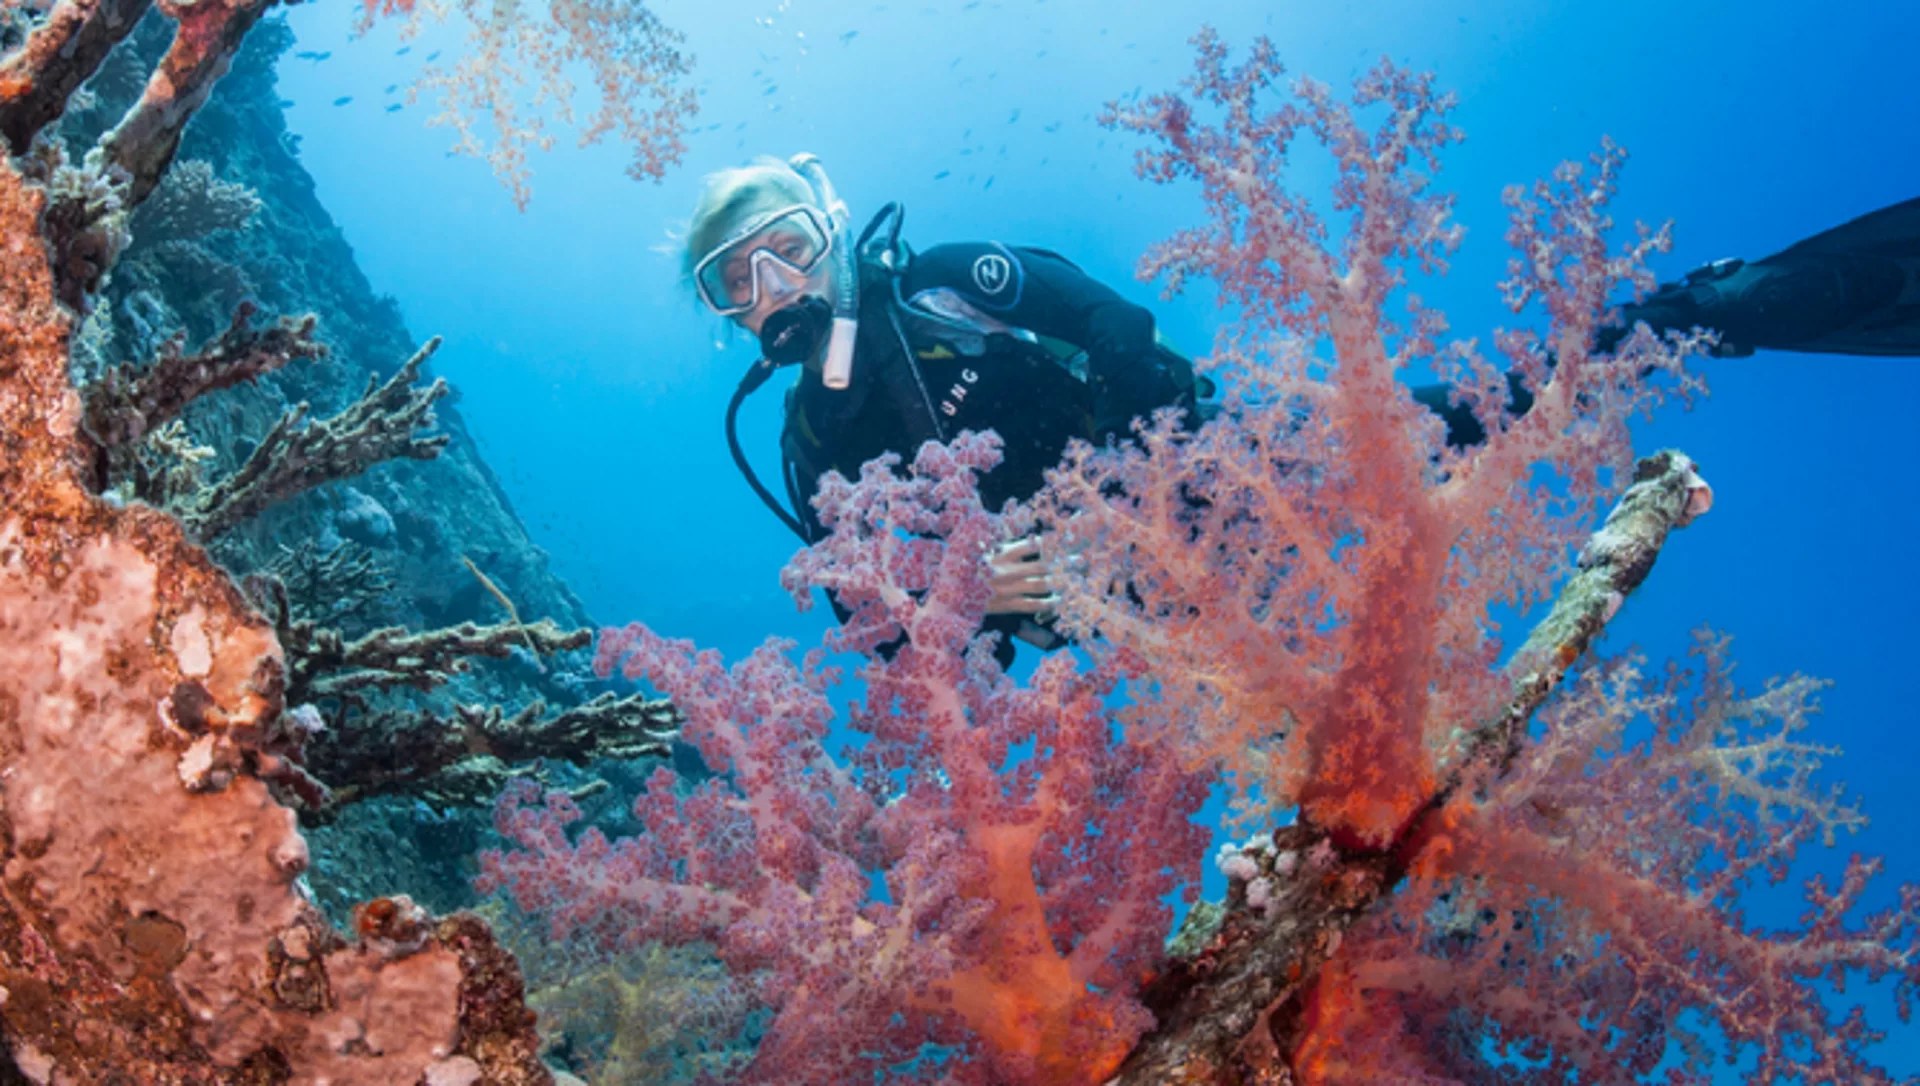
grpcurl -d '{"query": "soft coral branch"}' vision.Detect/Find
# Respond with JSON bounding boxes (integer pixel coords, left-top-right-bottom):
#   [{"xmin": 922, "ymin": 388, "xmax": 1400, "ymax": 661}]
[
  {"xmin": 483, "ymin": 433, "xmax": 1209, "ymax": 1085},
  {"xmin": 1321, "ymin": 638, "xmax": 1919, "ymax": 1086},
  {"xmin": 1058, "ymin": 27, "xmax": 1913, "ymax": 1086},
  {"xmin": 1048, "ymin": 32, "xmax": 1708, "ymax": 850}
]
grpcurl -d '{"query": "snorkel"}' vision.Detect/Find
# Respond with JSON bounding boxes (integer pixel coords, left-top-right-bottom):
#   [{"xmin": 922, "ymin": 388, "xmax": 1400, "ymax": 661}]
[{"xmin": 789, "ymin": 152, "xmax": 858, "ymax": 390}]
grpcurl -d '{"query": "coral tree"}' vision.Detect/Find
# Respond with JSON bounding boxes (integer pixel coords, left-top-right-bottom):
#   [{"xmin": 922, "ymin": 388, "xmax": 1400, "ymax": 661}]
[
  {"xmin": 1045, "ymin": 30, "xmax": 1917, "ymax": 1086},
  {"xmin": 1044, "ymin": 33, "xmax": 1706, "ymax": 847},
  {"xmin": 481, "ymin": 435, "xmax": 1211, "ymax": 1085}
]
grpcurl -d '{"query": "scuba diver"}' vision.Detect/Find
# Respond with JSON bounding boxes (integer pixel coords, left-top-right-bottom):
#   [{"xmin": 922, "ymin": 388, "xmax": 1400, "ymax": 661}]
[{"xmin": 693, "ymin": 154, "xmax": 1919, "ymax": 659}]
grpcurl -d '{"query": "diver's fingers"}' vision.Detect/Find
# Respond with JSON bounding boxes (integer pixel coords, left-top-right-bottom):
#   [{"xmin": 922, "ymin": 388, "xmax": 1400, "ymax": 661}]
[
  {"xmin": 985, "ymin": 592, "xmax": 1059, "ymax": 617},
  {"xmin": 988, "ymin": 566, "xmax": 1057, "ymax": 594},
  {"xmin": 992, "ymin": 535, "xmax": 1045, "ymax": 563}
]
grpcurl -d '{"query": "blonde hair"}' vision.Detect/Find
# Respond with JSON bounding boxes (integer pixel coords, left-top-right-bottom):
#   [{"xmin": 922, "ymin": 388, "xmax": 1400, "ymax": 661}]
[{"xmin": 682, "ymin": 156, "xmax": 820, "ymax": 282}]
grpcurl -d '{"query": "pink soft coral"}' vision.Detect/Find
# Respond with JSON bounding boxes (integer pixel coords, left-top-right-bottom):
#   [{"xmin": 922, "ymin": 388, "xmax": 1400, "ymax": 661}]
[
  {"xmin": 480, "ymin": 434, "xmax": 1209, "ymax": 1085},
  {"xmin": 1038, "ymin": 31, "xmax": 1707, "ymax": 846},
  {"xmin": 1041, "ymin": 28, "xmax": 1915, "ymax": 1083},
  {"xmin": 1299, "ymin": 636, "xmax": 1918, "ymax": 1084}
]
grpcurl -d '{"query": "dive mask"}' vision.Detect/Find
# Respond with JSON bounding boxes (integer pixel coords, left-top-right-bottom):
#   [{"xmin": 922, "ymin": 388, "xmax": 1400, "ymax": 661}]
[{"xmin": 693, "ymin": 204, "xmax": 834, "ymax": 317}]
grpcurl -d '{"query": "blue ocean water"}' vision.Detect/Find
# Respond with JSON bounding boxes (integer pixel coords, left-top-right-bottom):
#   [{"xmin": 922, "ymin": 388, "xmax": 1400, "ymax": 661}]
[{"xmin": 276, "ymin": 0, "xmax": 1919, "ymax": 1076}]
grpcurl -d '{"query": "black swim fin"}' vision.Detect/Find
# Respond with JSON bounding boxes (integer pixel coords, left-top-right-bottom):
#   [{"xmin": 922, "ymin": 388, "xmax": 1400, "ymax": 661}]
[{"xmin": 1615, "ymin": 196, "xmax": 1920, "ymax": 357}]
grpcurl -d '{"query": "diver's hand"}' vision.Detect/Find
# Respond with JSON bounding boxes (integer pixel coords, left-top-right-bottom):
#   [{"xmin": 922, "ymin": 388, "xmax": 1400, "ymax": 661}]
[{"xmin": 984, "ymin": 535, "xmax": 1059, "ymax": 617}]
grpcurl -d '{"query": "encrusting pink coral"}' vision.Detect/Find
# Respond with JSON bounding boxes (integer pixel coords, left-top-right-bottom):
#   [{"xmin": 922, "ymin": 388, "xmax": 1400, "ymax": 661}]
[{"xmin": 0, "ymin": 136, "xmax": 548, "ymax": 1083}]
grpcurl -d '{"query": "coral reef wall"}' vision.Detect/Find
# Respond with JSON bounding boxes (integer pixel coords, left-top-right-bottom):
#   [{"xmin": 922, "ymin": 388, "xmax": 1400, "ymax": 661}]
[
  {"xmin": 64, "ymin": 12, "xmax": 589, "ymax": 642},
  {"xmin": 49, "ymin": 11, "xmax": 605, "ymax": 919}
]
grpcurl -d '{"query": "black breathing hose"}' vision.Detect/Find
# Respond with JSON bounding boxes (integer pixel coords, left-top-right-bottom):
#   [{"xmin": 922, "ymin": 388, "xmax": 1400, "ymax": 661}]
[{"xmin": 725, "ymin": 355, "xmax": 812, "ymax": 543}]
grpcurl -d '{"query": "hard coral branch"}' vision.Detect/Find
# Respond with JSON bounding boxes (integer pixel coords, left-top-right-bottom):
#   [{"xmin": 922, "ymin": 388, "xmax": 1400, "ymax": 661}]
[
  {"xmin": 7, "ymin": 0, "xmax": 276, "ymax": 313},
  {"xmin": 128, "ymin": 156, "xmax": 262, "ymax": 242},
  {"xmin": 246, "ymin": 569, "xmax": 678, "ymax": 819},
  {"xmin": 97, "ymin": 0, "xmax": 274, "ymax": 207},
  {"xmin": 184, "ymin": 335, "xmax": 450, "ymax": 539},
  {"xmin": 297, "ymin": 618, "xmax": 590, "ymax": 704},
  {"xmin": 28, "ymin": 142, "xmax": 134, "ymax": 311},
  {"xmin": 311, "ymin": 693, "xmax": 681, "ymax": 816},
  {"xmin": 82, "ymin": 300, "xmax": 324, "ymax": 458},
  {"xmin": 0, "ymin": 0, "xmax": 153, "ymax": 155}
]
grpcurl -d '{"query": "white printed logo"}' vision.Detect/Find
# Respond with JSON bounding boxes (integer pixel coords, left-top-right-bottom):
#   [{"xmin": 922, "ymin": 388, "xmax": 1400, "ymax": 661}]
[{"xmin": 971, "ymin": 253, "xmax": 1013, "ymax": 296}]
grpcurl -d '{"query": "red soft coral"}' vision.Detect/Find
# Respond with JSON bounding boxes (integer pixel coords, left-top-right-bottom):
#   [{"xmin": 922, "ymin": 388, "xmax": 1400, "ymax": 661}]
[
  {"xmin": 1300, "ymin": 637, "xmax": 1918, "ymax": 1084},
  {"xmin": 1039, "ymin": 31, "xmax": 1706, "ymax": 846},
  {"xmin": 1038, "ymin": 27, "xmax": 1914, "ymax": 1085}
]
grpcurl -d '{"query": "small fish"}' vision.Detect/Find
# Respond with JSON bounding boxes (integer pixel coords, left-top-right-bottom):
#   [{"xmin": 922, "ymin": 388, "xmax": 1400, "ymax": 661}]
[
  {"xmin": 983, "ymin": 175, "xmax": 994, "ymax": 190},
  {"xmin": 763, "ymin": 83, "xmax": 778, "ymax": 96},
  {"xmin": 277, "ymin": 98, "xmax": 295, "ymax": 108},
  {"xmin": 425, "ymin": 50, "xmax": 440, "ymax": 61},
  {"xmin": 332, "ymin": 95, "xmax": 352, "ymax": 106},
  {"xmin": 1007, "ymin": 108, "xmax": 1020, "ymax": 124},
  {"xmin": 385, "ymin": 103, "xmax": 403, "ymax": 113},
  {"xmin": 384, "ymin": 83, "xmax": 399, "ymax": 94},
  {"xmin": 395, "ymin": 45, "xmax": 411, "ymax": 56},
  {"xmin": 840, "ymin": 29, "xmax": 858, "ymax": 43},
  {"xmin": 294, "ymin": 50, "xmax": 330, "ymax": 61},
  {"xmin": 933, "ymin": 169, "xmax": 950, "ymax": 180},
  {"xmin": 1043, "ymin": 121, "xmax": 1060, "ymax": 132}
]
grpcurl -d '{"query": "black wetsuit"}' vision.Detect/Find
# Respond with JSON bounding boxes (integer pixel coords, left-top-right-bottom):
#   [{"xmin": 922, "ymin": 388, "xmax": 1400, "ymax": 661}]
[
  {"xmin": 778, "ymin": 238, "xmax": 1199, "ymax": 657},
  {"xmin": 780, "ymin": 240, "xmax": 1197, "ymax": 542}
]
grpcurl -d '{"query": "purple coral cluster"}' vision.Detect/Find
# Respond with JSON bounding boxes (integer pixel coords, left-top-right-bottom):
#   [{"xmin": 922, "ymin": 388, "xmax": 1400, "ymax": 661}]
[{"xmin": 481, "ymin": 435, "xmax": 1210, "ymax": 1084}]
